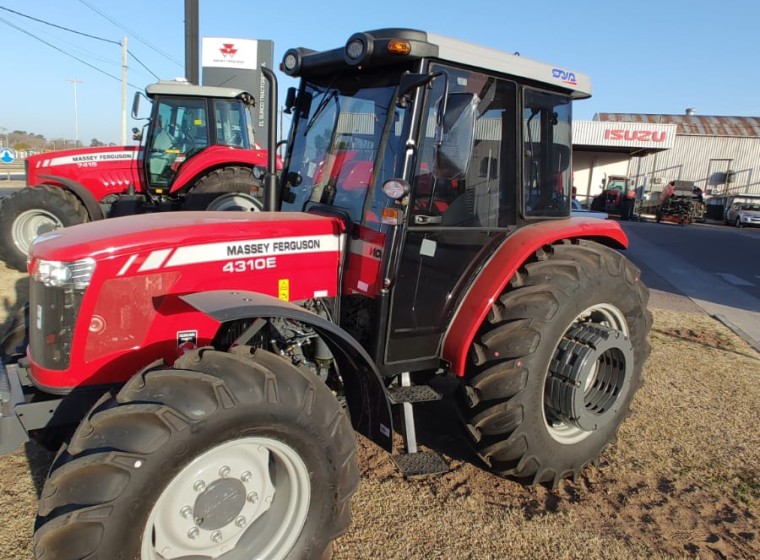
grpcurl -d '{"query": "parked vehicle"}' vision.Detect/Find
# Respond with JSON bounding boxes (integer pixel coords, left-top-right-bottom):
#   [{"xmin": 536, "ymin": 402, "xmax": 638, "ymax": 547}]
[
  {"xmin": 727, "ymin": 201, "xmax": 760, "ymax": 227},
  {"xmin": 0, "ymin": 80, "xmax": 269, "ymax": 271},
  {"xmin": 572, "ymin": 198, "xmax": 608, "ymax": 219},
  {"xmin": 655, "ymin": 181, "xmax": 704, "ymax": 225},
  {"xmin": 0, "ymin": 29, "xmax": 651, "ymax": 559}
]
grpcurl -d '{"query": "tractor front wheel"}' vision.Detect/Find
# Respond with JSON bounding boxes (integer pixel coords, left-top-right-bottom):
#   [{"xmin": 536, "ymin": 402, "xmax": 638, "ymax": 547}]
[
  {"xmin": 186, "ymin": 166, "xmax": 263, "ymax": 211},
  {"xmin": 34, "ymin": 348, "xmax": 357, "ymax": 560},
  {"xmin": 460, "ymin": 240, "xmax": 651, "ymax": 487},
  {"xmin": 0, "ymin": 186, "xmax": 88, "ymax": 271}
]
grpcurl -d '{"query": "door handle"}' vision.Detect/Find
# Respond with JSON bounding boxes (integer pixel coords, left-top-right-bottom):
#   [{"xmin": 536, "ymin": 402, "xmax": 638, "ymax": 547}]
[{"xmin": 413, "ymin": 214, "xmax": 443, "ymax": 225}]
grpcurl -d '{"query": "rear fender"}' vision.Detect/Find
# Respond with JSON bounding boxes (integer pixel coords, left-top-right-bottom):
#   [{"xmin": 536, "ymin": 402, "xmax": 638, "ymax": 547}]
[
  {"xmin": 180, "ymin": 290, "xmax": 393, "ymax": 451},
  {"xmin": 442, "ymin": 218, "xmax": 629, "ymax": 376},
  {"xmin": 35, "ymin": 174, "xmax": 105, "ymax": 220},
  {"xmin": 169, "ymin": 146, "xmax": 269, "ymax": 193}
]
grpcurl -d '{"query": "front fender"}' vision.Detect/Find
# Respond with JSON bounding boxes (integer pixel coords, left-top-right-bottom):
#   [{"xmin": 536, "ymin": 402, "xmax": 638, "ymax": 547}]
[
  {"xmin": 35, "ymin": 174, "xmax": 105, "ymax": 220},
  {"xmin": 442, "ymin": 218, "xmax": 628, "ymax": 376},
  {"xmin": 169, "ymin": 146, "xmax": 269, "ymax": 193},
  {"xmin": 180, "ymin": 290, "xmax": 393, "ymax": 451}
]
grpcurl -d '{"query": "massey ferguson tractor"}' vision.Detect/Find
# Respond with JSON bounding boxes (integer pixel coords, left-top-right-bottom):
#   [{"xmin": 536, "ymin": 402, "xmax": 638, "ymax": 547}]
[
  {"xmin": 0, "ymin": 80, "xmax": 269, "ymax": 271},
  {"xmin": 0, "ymin": 29, "xmax": 651, "ymax": 559}
]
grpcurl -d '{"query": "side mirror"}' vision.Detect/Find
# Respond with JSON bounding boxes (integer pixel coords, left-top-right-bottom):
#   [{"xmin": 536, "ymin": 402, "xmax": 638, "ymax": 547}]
[
  {"xmin": 131, "ymin": 127, "xmax": 142, "ymax": 142},
  {"xmin": 433, "ymin": 92, "xmax": 478, "ymax": 180},
  {"xmin": 283, "ymin": 87, "xmax": 297, "ymax": 115},
  {"xmin": 132, "ymin": 92, "xmax": 149, "ymax": 119}
]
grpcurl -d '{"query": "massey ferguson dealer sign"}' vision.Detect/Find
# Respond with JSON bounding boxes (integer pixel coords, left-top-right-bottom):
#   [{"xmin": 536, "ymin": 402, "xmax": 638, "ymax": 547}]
[{"xmin": 202, "ymin": 37, "xmax": 258, "ymax": 70}]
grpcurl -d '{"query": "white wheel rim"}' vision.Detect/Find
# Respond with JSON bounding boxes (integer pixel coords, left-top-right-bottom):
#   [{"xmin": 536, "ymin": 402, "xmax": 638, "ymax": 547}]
[
  {"xmin": 141, "ymin": 436, "xmax": 311, "ymax": 560},
  {"xmin": 543, "ymin": 302, "xmax": 629, "ymax": 445},
  {"xmin": 12, "ymin": 209, "xmax": 63, "ymax": 254},
  {"xmin": 206, "ymin": 193, "xmax": 262, "ymax": 212}
]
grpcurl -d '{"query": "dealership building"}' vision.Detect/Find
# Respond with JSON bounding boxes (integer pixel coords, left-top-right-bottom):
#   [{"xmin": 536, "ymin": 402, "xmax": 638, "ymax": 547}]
[{"xmin": 571, "ymin": 113, "xmax": 760, "ymax": 204}]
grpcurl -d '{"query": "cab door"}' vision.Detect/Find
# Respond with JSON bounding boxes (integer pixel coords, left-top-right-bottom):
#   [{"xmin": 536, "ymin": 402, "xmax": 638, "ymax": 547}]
[{"xmin": 384, "ymin": 65, "xmax": 518, "ymax": 366}]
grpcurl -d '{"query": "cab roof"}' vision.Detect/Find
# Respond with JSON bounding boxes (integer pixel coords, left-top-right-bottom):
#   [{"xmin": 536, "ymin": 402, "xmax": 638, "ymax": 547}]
[{"xmin": 145, "ymin": 80, "xmax": 253, "ymax": 102}]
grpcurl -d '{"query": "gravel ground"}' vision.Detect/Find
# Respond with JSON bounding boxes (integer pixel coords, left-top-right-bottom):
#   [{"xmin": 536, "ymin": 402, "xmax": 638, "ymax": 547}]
[{"xmin": 0, "ymin": 262, "xmax": 758, "ymax": 560}]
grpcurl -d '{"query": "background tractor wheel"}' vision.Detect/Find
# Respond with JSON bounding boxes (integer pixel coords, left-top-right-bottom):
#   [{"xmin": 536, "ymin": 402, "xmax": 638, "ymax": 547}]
[
  {"xmin": 186, "ymin": 166, "xmax": 263, "ymax": 211},
  {"xmin": 34, "ymin": 348, "xmax": 357, "ymax": 560},
  {"xmin": 0, "ymin": 186, "xmax": 88, "ymax": 271},
  {"xmin": 459, "ymin": 239, "xmax": 651, "ymax": 487}
]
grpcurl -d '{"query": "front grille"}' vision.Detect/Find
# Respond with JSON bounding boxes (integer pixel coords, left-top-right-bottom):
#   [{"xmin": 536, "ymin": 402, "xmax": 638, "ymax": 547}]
[{"xmin": 28, "ymin": 278, "xmax": 86, "ymax": 370}]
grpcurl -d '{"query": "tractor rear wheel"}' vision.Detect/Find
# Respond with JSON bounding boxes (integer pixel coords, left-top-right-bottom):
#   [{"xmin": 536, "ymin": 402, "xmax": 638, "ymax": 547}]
[
  {"xmin": 460, "ymin": 239, "xmax": 651, "ymax": 487},
  {"xmin": 0, "ymin": 186, "xmax": 88, "ymax": 271},
  {"xmin": 186, "ymin": 166, "xmax": 263, "ymax": 211},
  {"xmin": 34, "ymin": 348, "xmax": 357, "ymax": 560}
]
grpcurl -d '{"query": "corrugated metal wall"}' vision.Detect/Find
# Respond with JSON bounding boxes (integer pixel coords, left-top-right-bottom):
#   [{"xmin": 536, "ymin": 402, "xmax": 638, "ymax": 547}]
[{"xmin": 624, "ymin": 134, "xmax": 760, "ymax": 196}]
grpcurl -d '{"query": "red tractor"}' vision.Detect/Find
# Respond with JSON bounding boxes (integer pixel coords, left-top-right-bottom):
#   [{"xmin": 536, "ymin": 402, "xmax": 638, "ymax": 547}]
[
  {"xmin": 0, "ymin": 29, "xmax": 651, "ymax": 559},
  {"xmin": 0, "ymin": 80, "xmax": 269, "ymax": 271}
]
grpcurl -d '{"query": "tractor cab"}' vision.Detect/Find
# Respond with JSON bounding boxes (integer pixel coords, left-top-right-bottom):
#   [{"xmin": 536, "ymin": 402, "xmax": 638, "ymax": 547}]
[
  {"xmin": 133, "ymin": 80, "xmax": 258, "ymax": 193},
  {"xmin": 278, "ymin": 29, "xmax": 590, "ymax": 374}
]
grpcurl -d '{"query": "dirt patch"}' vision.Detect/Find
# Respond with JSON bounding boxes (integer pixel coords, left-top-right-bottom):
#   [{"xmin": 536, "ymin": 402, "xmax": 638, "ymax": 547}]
[{"xmin": 0, "ymin": 267, "xmax": 758, "ymax": 560}]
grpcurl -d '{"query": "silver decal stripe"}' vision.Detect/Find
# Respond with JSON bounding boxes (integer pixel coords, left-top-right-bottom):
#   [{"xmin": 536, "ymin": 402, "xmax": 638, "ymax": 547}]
[
  {"xmin": 48, "ymin": 151, "xmax": 139, "ymax": 166},
  {"xmin": 117, "ymin": 254, "xmax": 138, "ymax": 276},
  {"xmin": 165, "ymin": 234, "xmax": 341, "ymax": 268},
  {"xmin": 139, "ymin": 249, "xmax": 173, "ymax": 272}
]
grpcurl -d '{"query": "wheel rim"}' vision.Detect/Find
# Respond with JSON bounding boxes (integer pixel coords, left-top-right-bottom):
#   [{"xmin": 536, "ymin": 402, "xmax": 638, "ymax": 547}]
[
  {"xmin": 12, "ymin": 209, "xmax": 63, "ymax": 254},
  {"xmin": 206, "ymin": 193, "xmax": 262, "ymax": 212},
  {"xmin": 543, "ymin": 303, "xmax": 632, "ymax": 445},
  {"xmin": 141, "ymin": 436, "xmax": 311, "ymax": 560}
]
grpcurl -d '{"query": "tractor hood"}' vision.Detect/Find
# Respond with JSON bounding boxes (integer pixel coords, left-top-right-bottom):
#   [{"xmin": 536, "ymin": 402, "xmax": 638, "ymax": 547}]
[
  {"xmin": 29, "ymin": 211, "xmax": 346, "ymax": 303},
  {"xmin": 25, "ymin": 145, "xmax": 140, "ymax": 188}
]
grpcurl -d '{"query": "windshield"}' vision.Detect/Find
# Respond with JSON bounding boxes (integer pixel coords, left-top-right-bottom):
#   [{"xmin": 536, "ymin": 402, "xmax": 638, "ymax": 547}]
[
  {"xmin": 741, "ymin": 203, "xmax": 760, "ymax": 211},
  {"xmin": 281, "ymin": 72, "xmax": 408, "ymax": 222}
]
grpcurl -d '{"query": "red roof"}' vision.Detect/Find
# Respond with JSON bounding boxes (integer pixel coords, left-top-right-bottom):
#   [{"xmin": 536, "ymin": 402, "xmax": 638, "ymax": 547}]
[{"xmin": 595, "ymin": 113, "xmax": 760, "ymax": 137}]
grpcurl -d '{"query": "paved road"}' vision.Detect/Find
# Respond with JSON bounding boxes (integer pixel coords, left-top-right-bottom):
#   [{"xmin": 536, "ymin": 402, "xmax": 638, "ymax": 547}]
[{"xmin": 620, "ymin": 218, "xmax": 760, "ymax": 351}]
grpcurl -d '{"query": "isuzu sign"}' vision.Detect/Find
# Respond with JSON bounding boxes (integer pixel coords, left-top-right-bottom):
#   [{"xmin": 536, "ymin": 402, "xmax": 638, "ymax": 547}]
[{"xmin": 604, "ymin": 129, "xmax": 667, "ymax": 143}]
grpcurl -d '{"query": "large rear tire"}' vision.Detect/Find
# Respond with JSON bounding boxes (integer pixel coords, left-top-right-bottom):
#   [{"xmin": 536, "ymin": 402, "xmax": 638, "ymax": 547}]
[
  {"xmin": 186, "ymin": 166, "xmax": 263, "ymax": 211},
  {"xmin": 459, "ymin": 239, "xmax": 651, "ymax": 487},
  {"xmin": 34, "ymin": 347, "xmax": 358, "ymax": 560},
  {"xmin": 0, "ymin": 186, "xmax": 88, "ymax": 271}
]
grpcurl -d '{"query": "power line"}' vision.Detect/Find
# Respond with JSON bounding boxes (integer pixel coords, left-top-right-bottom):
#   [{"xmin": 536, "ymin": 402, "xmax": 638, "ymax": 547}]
[
  {"xmin": 0, "ymin": 15, "xmax": 140, "ymax": 89},
  {"xmin": 0, "ymin": 4, "xmax": 118, "ymax": 44},
  {"xmin": 77, "ymin": 0, "xmax": 183, "ymax": 68},
  {"xmin": 0, "ymin": 4, "xmax": 160, "ymax": 79},
  {"xmin": 129, "ymin": 50, "xmax": 160, "ymax": 80}
]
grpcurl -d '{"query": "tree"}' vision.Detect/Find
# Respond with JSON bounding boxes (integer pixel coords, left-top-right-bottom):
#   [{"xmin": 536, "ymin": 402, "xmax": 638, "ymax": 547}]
[{"xmin": 90, "ymin": 138, "xmax": 105, "ymax": 147}]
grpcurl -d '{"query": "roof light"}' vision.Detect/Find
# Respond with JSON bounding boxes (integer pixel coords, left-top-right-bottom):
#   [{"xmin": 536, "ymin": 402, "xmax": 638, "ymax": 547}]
[
  {"xmin": 344, "ymin": 33, "xmax": 373, "ymax": 66},
  {"xmin": 387, "ymin": 40, "xmax": 411, "ymax": 56},
  {"xmin": 346, "ymin": 38, "xmax": 365, "ymax": 61},
  {"xmin": 281, "ymin": 49, "xmax": 301, "ymax": 76}
]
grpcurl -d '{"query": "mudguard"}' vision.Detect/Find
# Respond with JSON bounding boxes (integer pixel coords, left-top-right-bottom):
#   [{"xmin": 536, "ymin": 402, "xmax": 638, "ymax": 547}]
[
  {"xmin": 36, "ymin": 174, "xmax": 105, "ymax": 221},
  {"xmin": 169, "ymin": 146, "xmax": 269, "ymax": 193},
  {"xmin": 180, "ymin": 290, "xmax": 393, "ymax": 451},
  {"xmin": 442, "ymin": 218, "xmax": 629, "ymax": 376}
]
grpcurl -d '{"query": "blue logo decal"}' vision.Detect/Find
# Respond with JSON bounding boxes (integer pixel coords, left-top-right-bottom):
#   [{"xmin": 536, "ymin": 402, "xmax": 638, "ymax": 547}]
[{"xmin": 552, "ymin": 68, "xmax": 577, "ymax": 85}]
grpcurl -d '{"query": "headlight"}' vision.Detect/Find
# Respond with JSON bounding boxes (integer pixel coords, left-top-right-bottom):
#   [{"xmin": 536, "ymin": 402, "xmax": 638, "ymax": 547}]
[{"xmin": 32, "ymin": 258, "xmax": 96, "ymax": 289}]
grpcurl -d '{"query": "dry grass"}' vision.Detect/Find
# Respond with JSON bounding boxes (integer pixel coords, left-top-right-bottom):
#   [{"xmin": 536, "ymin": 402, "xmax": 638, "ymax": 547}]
[{"xmin": 0, "ymin": 263, "xmax": 758, "ymax": 560}]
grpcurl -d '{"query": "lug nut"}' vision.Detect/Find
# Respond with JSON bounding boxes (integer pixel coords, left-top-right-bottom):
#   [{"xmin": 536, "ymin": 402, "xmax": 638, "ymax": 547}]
[
  {"xmin": 180, "ymin": 506, "xmax": 192, "ymax": 519},
  {"xmin": 241, "ymin": 471, "xmax": 252, "ymax": 483},
  {"xmin": 247, "ymin": 492, "xmax": 259, "ymax": 504},
  {"xmin": 211, "ymin": 531, "xmax": 223, "ymax": 543},
  {"xmin": 193, "ymin": 480, "xmax": 206, "ymax": 492},
  {"xmin": 187, "ymin": 527, "xmax": 200, "ymax": 540},
  {"xmin": 219, "ymin": 466, "xmax": 231, "ymax": 478},
  {"xmin": 235, "ymin": 516, "xmax": 246, "ymax": 528}
]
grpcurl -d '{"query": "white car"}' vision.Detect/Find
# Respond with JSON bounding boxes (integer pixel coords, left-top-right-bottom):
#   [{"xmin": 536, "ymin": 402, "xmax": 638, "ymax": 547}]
[
  {"xmin": 727, "ymin": 203, "xmax": 760, "ymax": 228},
  {"xmin": 571, "ymin": 199, "xmax": 608, "ymax": 219}
]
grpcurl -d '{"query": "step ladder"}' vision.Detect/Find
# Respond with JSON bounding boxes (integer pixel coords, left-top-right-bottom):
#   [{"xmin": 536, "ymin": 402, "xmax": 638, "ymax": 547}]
[{"xmin": 389, "ymin": 372, "xmax": 449, "ymax": 477}]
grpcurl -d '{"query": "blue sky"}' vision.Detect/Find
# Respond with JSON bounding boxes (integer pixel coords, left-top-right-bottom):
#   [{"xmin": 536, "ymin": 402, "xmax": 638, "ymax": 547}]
[{"xmin": 0, "ymin": 0, "xmax": 757, "ymax": 145}]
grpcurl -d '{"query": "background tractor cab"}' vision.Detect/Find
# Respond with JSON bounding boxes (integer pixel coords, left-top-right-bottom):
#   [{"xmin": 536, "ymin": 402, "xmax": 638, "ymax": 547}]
[{"xmin": 132, "ymin": 80, "xmax": 260, "ymax": 197}]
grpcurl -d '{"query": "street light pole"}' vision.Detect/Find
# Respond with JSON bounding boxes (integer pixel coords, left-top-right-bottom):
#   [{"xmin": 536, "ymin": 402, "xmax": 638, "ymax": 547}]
[{"xmin": 67, "ymin": 79, "xmax": 84, "ymax": 147}]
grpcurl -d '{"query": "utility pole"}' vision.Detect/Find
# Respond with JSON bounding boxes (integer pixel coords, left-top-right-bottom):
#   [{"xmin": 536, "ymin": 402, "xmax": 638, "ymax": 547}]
[
  {"xmin": 121, "ymin": 36, "xmax": 128, "ymax": 145},
  {"xmin": 67, "ymin": 79, "xmax": 84, "ymax": 147},
  {"xmin": 184, "ymin": 0, "xmax": 199, "ymax": 84}
]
